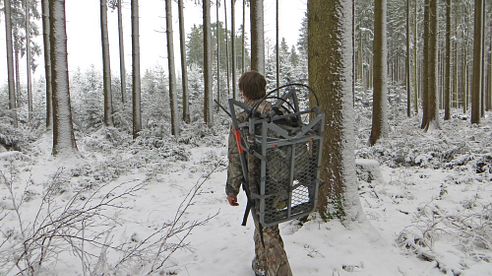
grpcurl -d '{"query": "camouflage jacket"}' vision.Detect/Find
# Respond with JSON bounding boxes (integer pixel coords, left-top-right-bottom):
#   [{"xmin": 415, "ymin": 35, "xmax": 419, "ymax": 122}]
[{"xmin": 225, "ymin": 98, "xmax": 272, "ymax": 196}]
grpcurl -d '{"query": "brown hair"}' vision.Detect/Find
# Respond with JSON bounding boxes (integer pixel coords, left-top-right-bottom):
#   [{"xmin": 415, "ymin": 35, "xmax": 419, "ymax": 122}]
[{"xmin": 238, "ymin": 71, "xmax": 266, "ymax": 100}]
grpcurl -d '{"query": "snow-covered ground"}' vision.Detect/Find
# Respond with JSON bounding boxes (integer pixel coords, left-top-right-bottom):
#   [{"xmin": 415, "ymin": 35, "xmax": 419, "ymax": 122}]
[{"xmin": 1, "ymin": 96, "xmax": 491, "ymax": 275}]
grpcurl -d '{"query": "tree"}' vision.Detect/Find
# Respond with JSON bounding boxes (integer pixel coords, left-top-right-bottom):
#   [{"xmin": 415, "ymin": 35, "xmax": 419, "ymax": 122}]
[
  {"xmin": 250, "ymin": 0, "xmax": 264, "ymax": 74},
  {"xmin": 444, "ymin": 0, "xmax": 451, "ymax": 120},
  {"xmin": 178, "ymin": 0, "xmax": 190, "ymax": 123},
  {"xmin": 369, "ymin": 0, "xmax": 389, "ymax": 146},
  {"xmin": 203, "ymin": 0, "xmax": 213, "ymax": 125},
  {"xmin": 421, "ymin": 0, "xmax": 439, "ymax": 131},
  {"xmin": 110, "ymin": 0, "xmax": 127, "ymax": 104},
  {"xmin": 25, "ymin": 0, "xmax": 33, "ymax": 121},
  {"xmin": 231, "ymin": 0, "xmax": 237, "ymax": 99},
  {"xmin": 41, "ymin": 0, "xmax": 52, "ymax": 129},
  {"xmin": 471, "ymin": 0, "xmax": 483, "ymax": 124},
  {"xmin": 100, "ymin": 0, "xmax": 113, "ymax": 127},
  {"xmin": 4, "ymin": 0, "xmax": 18, "ymax": 127},
  {"xmin": 131, "ymin": 0, "xmax": 142, "ymax": 137},
  {"xmin": 308, "ymin": 0, "xmax": 363, "ymax": 221},
  {"xmin": 275, "ymin": 0, "xmax": 280, "ymax": 89},
  {"xmin": 165, "ymin": 0, "xmax": 179, "ymax": 135},
  {"xmin": 223, "ymin": 0, "xmax": 231, "ymax": 96},
  {"xmin": 49, "ymin": 0, "xmax": 78, "ymax": 155},
  {"xmin": 406, "ymin": 0, "xmax": 411, "ymax": 117}
]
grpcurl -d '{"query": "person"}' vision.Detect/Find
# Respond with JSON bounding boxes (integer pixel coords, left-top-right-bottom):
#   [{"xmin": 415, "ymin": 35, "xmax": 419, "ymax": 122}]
[{"xmin": 226, "ymin": 71, "xmax": 293, "ymax": 276}]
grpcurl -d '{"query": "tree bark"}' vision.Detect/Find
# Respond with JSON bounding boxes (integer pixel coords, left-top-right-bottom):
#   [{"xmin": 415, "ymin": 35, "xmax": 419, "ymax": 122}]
[
  {"xmin": 100, "ymin": 0, "xmax": 114, "ymax": 127},
  {"xmin": 224, "ymin": 0, "xmax": 231, "ymax": 97},
  {"xmin": 165, "ymin": 0, "xmax": 179, "ymax": 135},
  {"xmin": 178, "ymin": 0, "xmax": 190, "ymax": 123},
  {"xmin": 444, "ymin": 0, "xmax": 451, "ymax": 120},
  {"xmin": 203, "ymin": 0, "xmax": 213, "ymax": 125},
  {"xmin": 413, "ymin": 0, "xmax": 418, "ymax": 115},
  {"xmin": 117, "ymin": 0, "xmax": 127, "ymax": 104},
  {"xmin": 4, "ymin": 0, "xmax": 18, "ymax": 127},
  {"xmin": 49, "ymin": 0, "xmax": 78, "ymax": 155},
  {"xmin": 241, "ymin": 0, "xmax": 246, "ymax": 74},
  {"xmin": 369, "ymin": 0, "xmax": 388, "ymax": 146},
  {"xmin": 424, "ymin": 0, "xmax": 439, "ymax": 130},
  {"xmin": 216, "ymin": 1, "xmax": 221, "ymax": 107},
  {"xmin": 471, "ymin": 0, "xmax": 483, "ymax": 124},
  {"xmin": 406, "ymin": 0, "xmax": 411, "ymax": 117},
  {"xmin": 25, "ymin": 0, "xmax": 33, "ymax": 122},
  {"xmin": 308, "ymin": 0, "xmax": 363, "ymax": 222},
  {"xmin": 131, "ymin": 0, "xmax": 142, "ymax": 137},
  {"xmin": 276, "ymin": 0, "xmax": 280, "ymax": 90},
  {"xmin": 41, "ymin": 0, "xmax": 52, "ymax": 129},
  {"xmin": 250, "ymin": 0, "xmax": 264, "ymax": 74},
  {"xmin": 231, "ymin": 0, "xmax": 237, "ymax": 99}
]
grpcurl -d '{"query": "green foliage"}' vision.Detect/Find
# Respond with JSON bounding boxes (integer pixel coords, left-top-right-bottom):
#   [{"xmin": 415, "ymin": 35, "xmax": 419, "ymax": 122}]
[{"xmin": 186, "ymin": 22, "xmax": 250, "ymax": 71}]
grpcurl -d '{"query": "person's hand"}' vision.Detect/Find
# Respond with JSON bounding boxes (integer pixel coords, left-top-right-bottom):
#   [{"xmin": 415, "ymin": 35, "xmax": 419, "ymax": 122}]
[{"xmin": 227, "ymin": 195, "xmax": 239, "ymax": 206}]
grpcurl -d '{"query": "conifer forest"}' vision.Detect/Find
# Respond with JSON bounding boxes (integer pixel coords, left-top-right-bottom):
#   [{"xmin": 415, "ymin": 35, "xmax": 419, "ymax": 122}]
[{"xmin": 0, "ymin": 0, "xmax": 491, "ymax": 275}]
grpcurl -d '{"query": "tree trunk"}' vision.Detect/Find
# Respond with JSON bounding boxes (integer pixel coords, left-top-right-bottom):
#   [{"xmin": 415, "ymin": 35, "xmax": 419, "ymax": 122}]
[
  {"xmin": 42, "ymin": 0, "xmax": 52, "ymax": 129},
  {"xmin": 413, "ymin": 0, "xmax": 418, "ymax": 115},
  {"xmin": 471, "ymin": 0, "xmax": 483, "ymax": 124},
  {"xmin": 117, "ymin": 0, "xmax": 127, "ymax": 104},
  {"xmin": 369, "ymin": 0, "xmax": 388, "ymax": 146},
  {"xmin": 49, "ymin": 0, "xmax": 78, "ymax": 155},
  {"xmin": 275, "ymin": 0, "xmax": 280, "ymax": 90},
  {"xmin": 444, "ymin": 0, "xmax": 451, "ymax": 120},
  {"xmin": 406, "ymin": 0, "xmax": 411, "ymax": 117},
  {"xmin": 14, "ymin": 47, "xmax": 21, "ymax": 109},
  {"xmin": 250, "ymin": 0, "xmax": 265, "ymax": 74},
  {"xmin": 241, "ymin": 0, "xmax": 246, "ymax": 73},
  {"xmin": 424, "ymin": 0, "xmax": 439, "ymax": 130},
  {"xmin": 131, "ymin": 0, "xmax": 142, "ymax": 137},
  {"xmin": 165, "ymin": 0, "xmax": 179, "ymax": 136},
  {"xmin": 100, "ymin": 0, "xmax": 113, "ymax": 127},
  {"xmin": 231, "ymin": 0, "xmax": 237, "ymax": 99},
  {"xmin": 203, "ymin": 0, "xmax": 213, "ymax": 125},
  {"xmin": 4, "ymin": 0, "xmax": 18, "ymax": 127},
  {"xmin": 224, "ymin": 0, "xmax": 231, "ymax": 96},
  {"xmin": 25, "ymin": 0, "xmax": 33, "ymax": 122},
  {"xmin": 216, "ymin": 1, "xmax": 221, "ymax": 108},
  {"xmin": 480, "ymin": 0, "xmax": 485, "ymax": 117},
  {"xmin": 308, "ymin": 0, "xmax": 364, "ymax": 222},
  {"xmin": 178, "ymin": 0, "xmax": 190, "ymax": 123}
]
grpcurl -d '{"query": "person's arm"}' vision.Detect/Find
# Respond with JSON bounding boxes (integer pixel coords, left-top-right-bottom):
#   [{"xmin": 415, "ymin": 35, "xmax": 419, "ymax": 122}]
[{"xmin": 225, "ymin": 126, "xmax": 242, "ymax": 205}]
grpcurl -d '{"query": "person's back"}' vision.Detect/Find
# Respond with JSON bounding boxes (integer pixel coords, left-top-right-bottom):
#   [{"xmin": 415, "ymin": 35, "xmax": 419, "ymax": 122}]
[{"xmin": 226, "ymin": 71, "xmax": 293, "ymax": 276}]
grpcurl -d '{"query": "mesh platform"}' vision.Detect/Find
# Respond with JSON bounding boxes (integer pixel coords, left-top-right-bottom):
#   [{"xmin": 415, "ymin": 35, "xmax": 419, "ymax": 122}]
[{"xmin": 229, "ymin": 86, "xmax": 324, "ymax": 227}]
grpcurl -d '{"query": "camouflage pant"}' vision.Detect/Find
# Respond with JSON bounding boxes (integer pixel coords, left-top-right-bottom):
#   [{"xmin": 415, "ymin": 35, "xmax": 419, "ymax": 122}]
[{"xmin": 254, "ymin": 222, "xmax": 293, "ymax": 276}]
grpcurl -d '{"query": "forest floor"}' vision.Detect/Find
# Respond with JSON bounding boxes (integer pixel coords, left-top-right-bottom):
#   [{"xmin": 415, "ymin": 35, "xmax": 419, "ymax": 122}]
[{"xmin": 0, "ymin": 95, "xmax": 491, "ymax": 275}]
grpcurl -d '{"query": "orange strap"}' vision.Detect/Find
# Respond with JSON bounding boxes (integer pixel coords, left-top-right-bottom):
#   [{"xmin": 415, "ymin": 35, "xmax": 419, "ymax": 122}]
[{"xmin": 234, "ymin": 129, "xmax": 245, "ymax": 154}]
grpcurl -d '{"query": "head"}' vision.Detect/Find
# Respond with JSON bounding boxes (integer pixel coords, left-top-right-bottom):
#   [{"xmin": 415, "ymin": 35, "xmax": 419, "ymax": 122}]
[{"xmin": 238, "ymin": 71, "xmax": 266, "ymax": 101}]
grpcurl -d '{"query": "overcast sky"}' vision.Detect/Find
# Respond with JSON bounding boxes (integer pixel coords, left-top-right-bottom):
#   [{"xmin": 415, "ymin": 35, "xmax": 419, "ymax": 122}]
[{"xmin": 0, "ymin": 0, "xmax": 307, "ymax": 85}]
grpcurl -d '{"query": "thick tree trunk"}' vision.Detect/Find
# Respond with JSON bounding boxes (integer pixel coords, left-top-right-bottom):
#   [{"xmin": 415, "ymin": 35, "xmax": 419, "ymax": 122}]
[
  {"xmin": 100, "ymin": 0, "xmax": 113, "ymax": 127},
  {"xmin": 444, "ymin": 0, "xmax": 451, "ymax": 120},
  {"xmin": 42, "ymin": 0, "xmax": 52, "ymax": 129},
  {"xmin": 4, "ymin": 0, "xmax": 18, "ymax": 127},
  {"xmin": 178, "ymin": 0, "xmax": 190, "ymax": 123},
  {"xmin": 250, "ymin": 0, "xmax": 265, "ymax": 74},
  {"xmin": 131, "ymin": 0, "xmax": 142, "ymax": 137},
  {"xmin": 424, "ymin": 0, "xmax": 439, "ymax": 130},
  {"xmin": 117, "ymin": 0, "xmax": 127, "ymax": 104},
  {"xmin": 14, "ymin": 48, "xmax": 21, "ymax": 108},
  {"xmin": 203, "ymin": 0, "xmax": 213, "ymax": 125},
  {"xmin": 471, "ymin": 0, "xmax": 483, "ymax": 124},
  {"xmin": 224, "ymin": 0, "xmax": 231, "ymax": 97},
  {"xmin": 308, "ymin": 0, "xmax": 363, "ymax": 222},
  {"xmin": 165, "ymin": 0, "xmax": 179, "ymax": 136},
  {"xmin": 369, "ymin": 0, "xmax": 388, "ymax": 146},
  {"xmin": 49, "ymin": 0, "xmax": 78, "ymax": 155}
]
